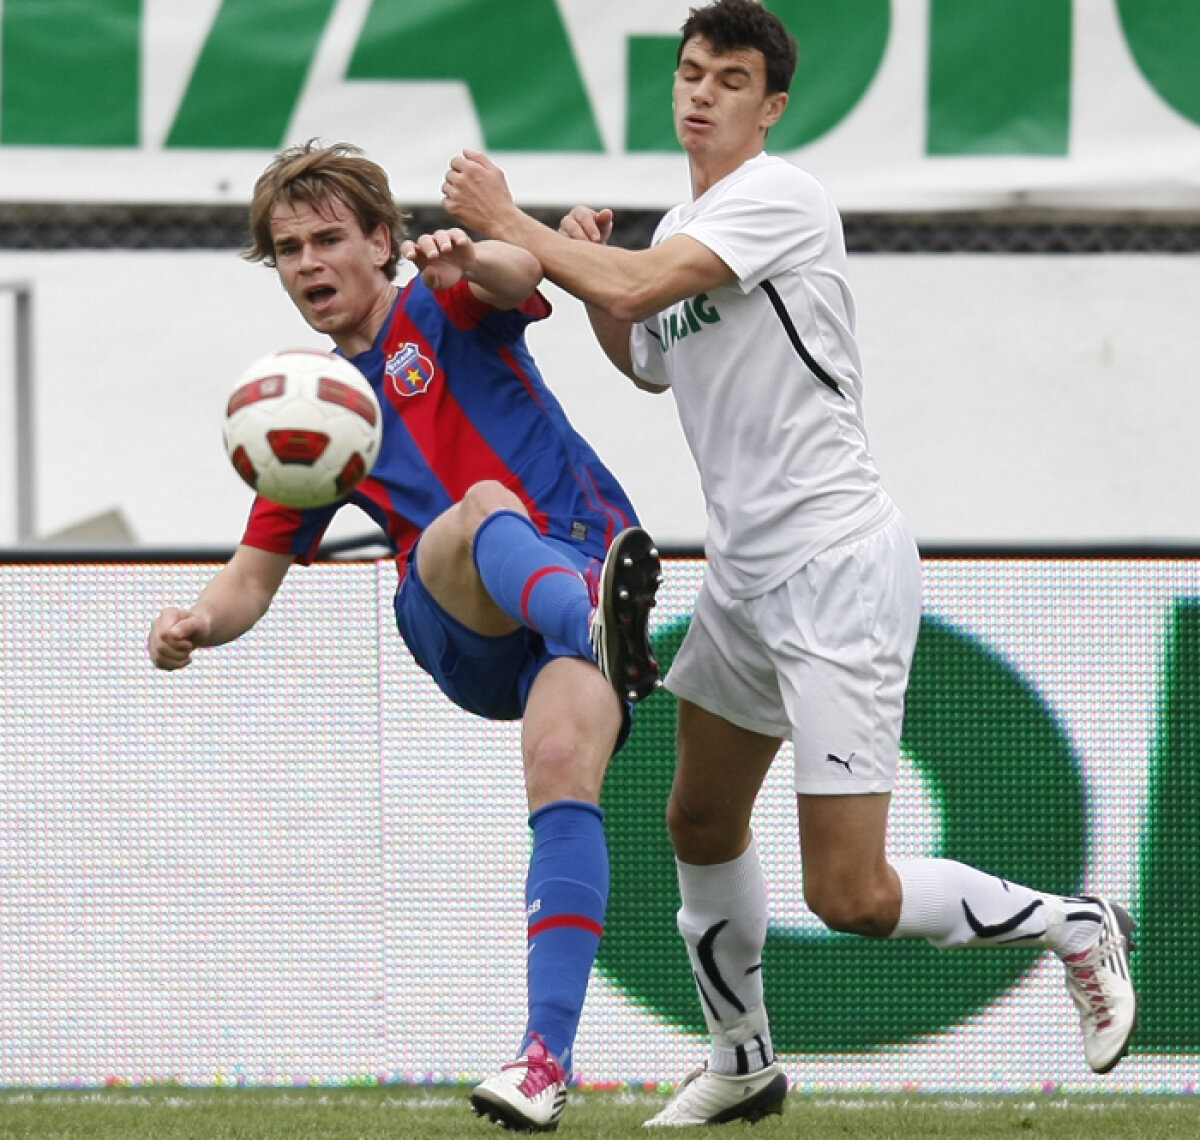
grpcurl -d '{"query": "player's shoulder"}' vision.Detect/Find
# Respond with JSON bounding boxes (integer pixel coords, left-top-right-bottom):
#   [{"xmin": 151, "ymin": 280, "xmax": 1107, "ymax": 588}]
[
  {"xmin": 680, "ymin": 155, "xmax": 832, "ymax": 222},
  {"xmin": 735, "ymin": 153, "xmax": 828, "ymax": 200}
]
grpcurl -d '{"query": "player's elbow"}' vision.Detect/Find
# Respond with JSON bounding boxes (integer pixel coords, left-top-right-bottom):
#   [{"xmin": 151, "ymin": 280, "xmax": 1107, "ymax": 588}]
[
  {"xmin": 631, "ymin": 375, "xmax": 669, "ymax": 394},
  {"xmin": 602, "ymin": 285, "xmax": 663, "ymax": 325},
  {"xmin": 502, "ymin": 245, "xmax": 544, "ymax": 296},
  {"xmin": 586, "ymin": 264, "xmax": 665, "ymax": 324}
]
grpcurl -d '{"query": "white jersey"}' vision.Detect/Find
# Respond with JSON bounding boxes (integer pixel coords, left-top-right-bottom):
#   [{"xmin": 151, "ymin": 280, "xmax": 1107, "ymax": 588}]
[{"xmin": 630, "ymin": 152, "xmax": 890, "ymax": 600}]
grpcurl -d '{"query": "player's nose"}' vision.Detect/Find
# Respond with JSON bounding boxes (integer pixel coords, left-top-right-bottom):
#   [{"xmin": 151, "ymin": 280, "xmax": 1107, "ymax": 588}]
[{"xmin": 297, "ymin": 241, "xmax": 322, "ymax": 270}]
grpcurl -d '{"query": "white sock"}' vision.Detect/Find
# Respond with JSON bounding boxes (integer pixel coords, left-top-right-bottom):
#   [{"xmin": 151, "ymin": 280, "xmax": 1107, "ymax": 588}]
[
  {"xmin": 675, "ymin": 838, "xmax": 775, "ymax": 1075},
  {"xmin": 889, "ymin": 857, "xmax": 1103, "ymax": 956}
]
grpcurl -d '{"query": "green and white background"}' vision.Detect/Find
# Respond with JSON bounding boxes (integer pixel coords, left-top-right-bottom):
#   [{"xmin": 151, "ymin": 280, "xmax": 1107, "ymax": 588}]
[
  {"xmin": 0, "ymin": 557, "xmax": 1197, "ymax": 1090},
  {"xmin": 1, "ymin": 0, "xmax": 1199, "ymax": 1094}
]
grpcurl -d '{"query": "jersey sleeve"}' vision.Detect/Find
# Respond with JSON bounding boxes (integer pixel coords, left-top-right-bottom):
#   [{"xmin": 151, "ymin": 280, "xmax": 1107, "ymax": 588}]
[
  {"xmin": 432, "ymin": 277, "xmax": 552, "ymax": 350},
  {"xmin": 678, "ymin": 163, "xmax": 834, "ymax": 294},
  {"xmin": 240, "ymin": 495, "xmax": 338, "ymax": 566},
  {"xmin": 630, "ymin": 320, "xmax": 670, "ymax": 388}
]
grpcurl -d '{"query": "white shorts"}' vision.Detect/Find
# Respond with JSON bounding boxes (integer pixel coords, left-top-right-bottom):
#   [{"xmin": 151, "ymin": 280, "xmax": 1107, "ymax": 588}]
[{"xmin": 665, "ymin": 508, "xmax": 923, "ymax": 795}]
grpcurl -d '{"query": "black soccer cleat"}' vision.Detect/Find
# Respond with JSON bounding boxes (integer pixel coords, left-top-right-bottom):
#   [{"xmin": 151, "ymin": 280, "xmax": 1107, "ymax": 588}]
[{"xmin": 589, "ymin": 526, "xmax": 662, "ymax": 702}]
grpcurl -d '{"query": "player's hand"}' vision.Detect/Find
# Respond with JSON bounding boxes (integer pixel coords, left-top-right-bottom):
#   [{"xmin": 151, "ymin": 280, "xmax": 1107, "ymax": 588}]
[
  {"xmin": 147, "ymin": 607, "xmax": 211, "ymax": 671},
  {"xmin": 442, "ymin": 149, "xmax": 514, "ymax": 234},
  {"xmin": 559, "ymin": 206, "xmax": 614, "ymax": 245},
  {"xmin": 400, "ymin": 228, "xmax": 476, "ymax": 291}
]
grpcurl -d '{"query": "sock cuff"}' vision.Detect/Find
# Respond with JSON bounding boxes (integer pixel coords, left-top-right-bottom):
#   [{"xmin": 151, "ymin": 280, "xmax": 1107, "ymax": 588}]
[
  {"xmin": 470, "ymin": 508, "xmax": 539, "ymax": 573},
  {"xmin": 890, "ymin": 857, "xmax": 950, "ymax": 940},
  {"xmin": 676, "ymin": 837, "xmax": 764, "ymax": 903},
  {"xmin": 529, "ymin": 799, "xmax": 605, "ymax": 829}
]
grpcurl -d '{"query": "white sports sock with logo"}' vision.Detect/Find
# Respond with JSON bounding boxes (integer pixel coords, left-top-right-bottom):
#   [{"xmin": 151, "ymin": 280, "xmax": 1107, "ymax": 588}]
[
  {"xmin": 675, "ymin": 838, "xmax": 775, "ymax": 1076},
  {"xmin": 889, "ymin": 857, "xmax": 1102, "ymax": 957}
]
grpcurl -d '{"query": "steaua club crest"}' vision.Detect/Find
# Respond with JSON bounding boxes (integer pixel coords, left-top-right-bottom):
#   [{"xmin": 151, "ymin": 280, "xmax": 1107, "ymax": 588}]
[{"xmin": 385, "ymin": 343, "xmax": 436, "ymax": 398}]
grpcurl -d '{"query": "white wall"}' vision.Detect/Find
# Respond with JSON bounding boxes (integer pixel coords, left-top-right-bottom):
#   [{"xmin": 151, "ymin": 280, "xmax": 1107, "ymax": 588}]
[
  {"xmin": 0, "ymin": 249, "xmax": 1197, "ymax": 550},
  {"xmin": 855, "ymin": 254, "xmax": 1200, "ymax": 546}
]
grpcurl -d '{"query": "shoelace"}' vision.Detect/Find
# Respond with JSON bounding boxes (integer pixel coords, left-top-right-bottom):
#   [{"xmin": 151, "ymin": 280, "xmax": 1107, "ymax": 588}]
[
  {"xmin": 504, "ymin": 1035, "xmax": 566, "ymax": 1098},
  {"xmin": 583, "ymin": 560, "xmax": 602, "ymax": 608},
  {"xmin": 1065, "ymin": 937, "xmax": 1119, "ymax": 1030},
  {"xmin": 584, "ymin": 562, "xmax": 604, "ymax": 663},
  {"xmin": 674, "ymin": 1066, "xmax": 705, "ymax": 1093}
]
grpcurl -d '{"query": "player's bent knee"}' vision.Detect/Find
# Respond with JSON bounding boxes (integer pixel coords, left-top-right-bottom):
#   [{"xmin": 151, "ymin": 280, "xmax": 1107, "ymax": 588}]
[
  {"xmin": 804, "ymin": 883, "xmax": 895, "ymax": 939},
  {"xmin": 461, "ymin": 480, "xmax": 526, "ymax": 524}
]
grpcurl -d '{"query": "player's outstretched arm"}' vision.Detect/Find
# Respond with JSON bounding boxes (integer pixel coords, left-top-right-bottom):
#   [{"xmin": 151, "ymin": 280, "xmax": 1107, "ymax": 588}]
[
  {"xmin": 147, "ymin": 545, "xmax": 293, "ymax": 670},
  {"xmin": 400, "ymin": 228, "xmax": 541, "ymax": 312},
  {"xmin": 442, "ymin": 149, "xmax": 734, "ymax": 323}
]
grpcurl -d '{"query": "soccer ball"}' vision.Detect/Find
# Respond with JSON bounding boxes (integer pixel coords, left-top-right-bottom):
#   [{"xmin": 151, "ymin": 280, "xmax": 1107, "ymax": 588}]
[{"xmin": 223, "ymin": 348, "xmax": 384, "ymax": 509}]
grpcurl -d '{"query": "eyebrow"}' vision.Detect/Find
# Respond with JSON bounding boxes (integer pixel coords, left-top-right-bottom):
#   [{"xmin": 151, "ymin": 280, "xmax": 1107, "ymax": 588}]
[
  {"xmin": 679, "ymin": 54, "xmax": 755, "ymax": 82},
  {"xmin": 272, "ymin": 221, "xmax": 347, "ymax": 244}
]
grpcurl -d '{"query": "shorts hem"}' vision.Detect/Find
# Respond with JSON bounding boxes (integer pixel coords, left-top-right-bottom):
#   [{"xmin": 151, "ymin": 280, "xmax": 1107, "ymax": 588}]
[
  {"xmin": 664, "ymin": 674, "xmax": 791, "ymax": 741},
  {"xmin": 794, "ymin": 777, "xmax": 896, "ymax": 796}
]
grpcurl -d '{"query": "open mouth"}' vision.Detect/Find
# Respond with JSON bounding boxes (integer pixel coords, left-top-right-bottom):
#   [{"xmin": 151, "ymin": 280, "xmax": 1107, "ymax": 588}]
[{"xmin": 305, "ymin": 285, "xmax": 336, "ymax": 309}]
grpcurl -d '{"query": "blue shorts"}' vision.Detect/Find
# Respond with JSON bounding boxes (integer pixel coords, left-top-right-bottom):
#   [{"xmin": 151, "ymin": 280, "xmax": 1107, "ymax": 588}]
[{"xmin": 394, "ymin": 540, "xmax": 632, "ymax": 748}]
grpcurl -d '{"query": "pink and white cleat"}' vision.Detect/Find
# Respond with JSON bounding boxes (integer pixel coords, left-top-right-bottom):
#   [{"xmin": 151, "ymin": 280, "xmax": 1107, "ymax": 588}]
[
  {"xmin": 471, "ymin": 1034, "xmax": 569, "ymax": 1132},
  {"xmin": 1062, "ymin": 896, "xmax": 1138, "ymax": 1074}
]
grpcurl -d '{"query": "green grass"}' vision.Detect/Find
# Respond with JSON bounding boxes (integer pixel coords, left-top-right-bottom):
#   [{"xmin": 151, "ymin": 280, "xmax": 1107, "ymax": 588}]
[{"xmin": 0, "ymin": 1088, "xmax": 1197, "ymax": 1139}]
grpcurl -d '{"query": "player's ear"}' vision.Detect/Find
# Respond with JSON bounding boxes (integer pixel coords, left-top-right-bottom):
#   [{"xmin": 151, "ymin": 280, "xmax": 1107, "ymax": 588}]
[
  {"xmin": 762, "ymin": 90, "xmax": 788, "ymax": 132},
  {"xmin": 370, "ymin": 222, "xmax": 391, "ymax": 269}
]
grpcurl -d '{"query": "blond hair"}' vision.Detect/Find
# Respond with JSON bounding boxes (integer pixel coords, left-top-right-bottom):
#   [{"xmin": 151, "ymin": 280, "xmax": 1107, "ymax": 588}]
[{"xmin": 245, "ymin": 139, "xmax": 409, "ymax": 280}]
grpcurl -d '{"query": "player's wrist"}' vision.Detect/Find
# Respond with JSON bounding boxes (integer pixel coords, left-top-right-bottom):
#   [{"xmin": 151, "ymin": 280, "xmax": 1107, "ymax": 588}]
[{"xmin": 484, "ymin": 204, "xmax": 535, "ymax": 249}]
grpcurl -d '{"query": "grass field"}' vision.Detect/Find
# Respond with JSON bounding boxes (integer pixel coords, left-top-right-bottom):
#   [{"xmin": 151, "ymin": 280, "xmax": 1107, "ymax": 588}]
[{"xmin": 0, "ymin": 1087, "xmax": 1197, "ymax": 1139}]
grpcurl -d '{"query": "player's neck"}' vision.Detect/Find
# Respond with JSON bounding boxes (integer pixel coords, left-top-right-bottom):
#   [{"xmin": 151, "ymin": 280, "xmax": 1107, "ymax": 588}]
[
  {"xmin": 688, "ymin": 144, "xmax": 764, "ymax": 199},
  {"xmin": 333, "ymin": 282, "xmax": 398, "ymax": 358}
]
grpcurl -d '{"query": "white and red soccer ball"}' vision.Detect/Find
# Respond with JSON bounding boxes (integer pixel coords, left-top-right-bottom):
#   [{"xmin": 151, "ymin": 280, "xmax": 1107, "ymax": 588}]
[{"xmin": 223, "ymin": 348, "xmax": 383, "ymax": 509}]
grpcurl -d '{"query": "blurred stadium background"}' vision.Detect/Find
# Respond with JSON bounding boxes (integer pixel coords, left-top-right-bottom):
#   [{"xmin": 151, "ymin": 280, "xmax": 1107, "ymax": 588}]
[{"xmin": 1, "ymin": 0, "xmax": 1197, "ymax": 1095}]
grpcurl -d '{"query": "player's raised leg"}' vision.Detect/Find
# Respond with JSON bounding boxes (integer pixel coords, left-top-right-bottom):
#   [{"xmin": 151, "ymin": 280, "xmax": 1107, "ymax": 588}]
[
  {"xmin": 455, "ymin": 486, "xmax": 664, "ymax": 705},
  {"xmin": 798, "ymin": 791, "xmax": 1139, "ymax": 1077},
  {"xmin": 472, "ymin": 505, "xmax": 598, "ymax": 658}
]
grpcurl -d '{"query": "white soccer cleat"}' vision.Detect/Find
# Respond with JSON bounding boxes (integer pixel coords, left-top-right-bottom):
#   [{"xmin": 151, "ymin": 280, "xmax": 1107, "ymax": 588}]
[
  {"xmin": 1062, "ymin": 896, "xmax": 1138, "ymax": 1074},
  {"xmin": 470, "ymin": 1034, "xmax": 569, "ymax": 1132},
  {"xmin": 644, "ymin": 1063, "xmax": 788, "ymax": 1128}
]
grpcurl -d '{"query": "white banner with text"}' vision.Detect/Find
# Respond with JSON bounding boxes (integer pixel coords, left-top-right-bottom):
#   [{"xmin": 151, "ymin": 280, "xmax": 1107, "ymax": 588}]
[{"xmin": 2, "ymin": 1, "xmax": 1200, "ymax": 209}]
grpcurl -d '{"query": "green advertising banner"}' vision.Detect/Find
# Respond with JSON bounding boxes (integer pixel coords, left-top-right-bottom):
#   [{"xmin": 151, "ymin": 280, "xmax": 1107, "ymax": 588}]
[
  {"xmin": 0, "ymin": 0, "xmax": 1198, "ymax": 208},
  {"xmin": 0, "ymin": 556, "xmax": 1196, "ymax": 1090}
]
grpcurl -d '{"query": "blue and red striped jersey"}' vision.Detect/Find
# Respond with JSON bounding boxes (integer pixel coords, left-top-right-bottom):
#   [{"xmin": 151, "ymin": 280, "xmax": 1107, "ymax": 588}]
[{"xmin": 241, "ymin": 276, "xmax": 638, "ymax": 570}]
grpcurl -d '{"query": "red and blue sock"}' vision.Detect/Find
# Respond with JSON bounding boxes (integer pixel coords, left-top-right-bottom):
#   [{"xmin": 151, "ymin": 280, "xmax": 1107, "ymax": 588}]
[
  {"xmin": 472, "ymin": 511, "xmax": 595, "ymax": 662},
  {"xmin": 522, "ymin": 800, "xmax": 609, "ymax": 1074},
  {"xmin": 472, "ymin": 510, "xmax": 593, "ymax": 659}
]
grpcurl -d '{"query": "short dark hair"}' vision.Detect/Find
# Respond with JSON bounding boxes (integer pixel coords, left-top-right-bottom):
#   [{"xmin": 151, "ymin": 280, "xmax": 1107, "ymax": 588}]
[
  {"xmin": 678, "ymin": 0, "xmax": 798, "ymax": 95},
  {"xmin": 245, "ymin": 139, "xmax": 410, "ymax": 280}
]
